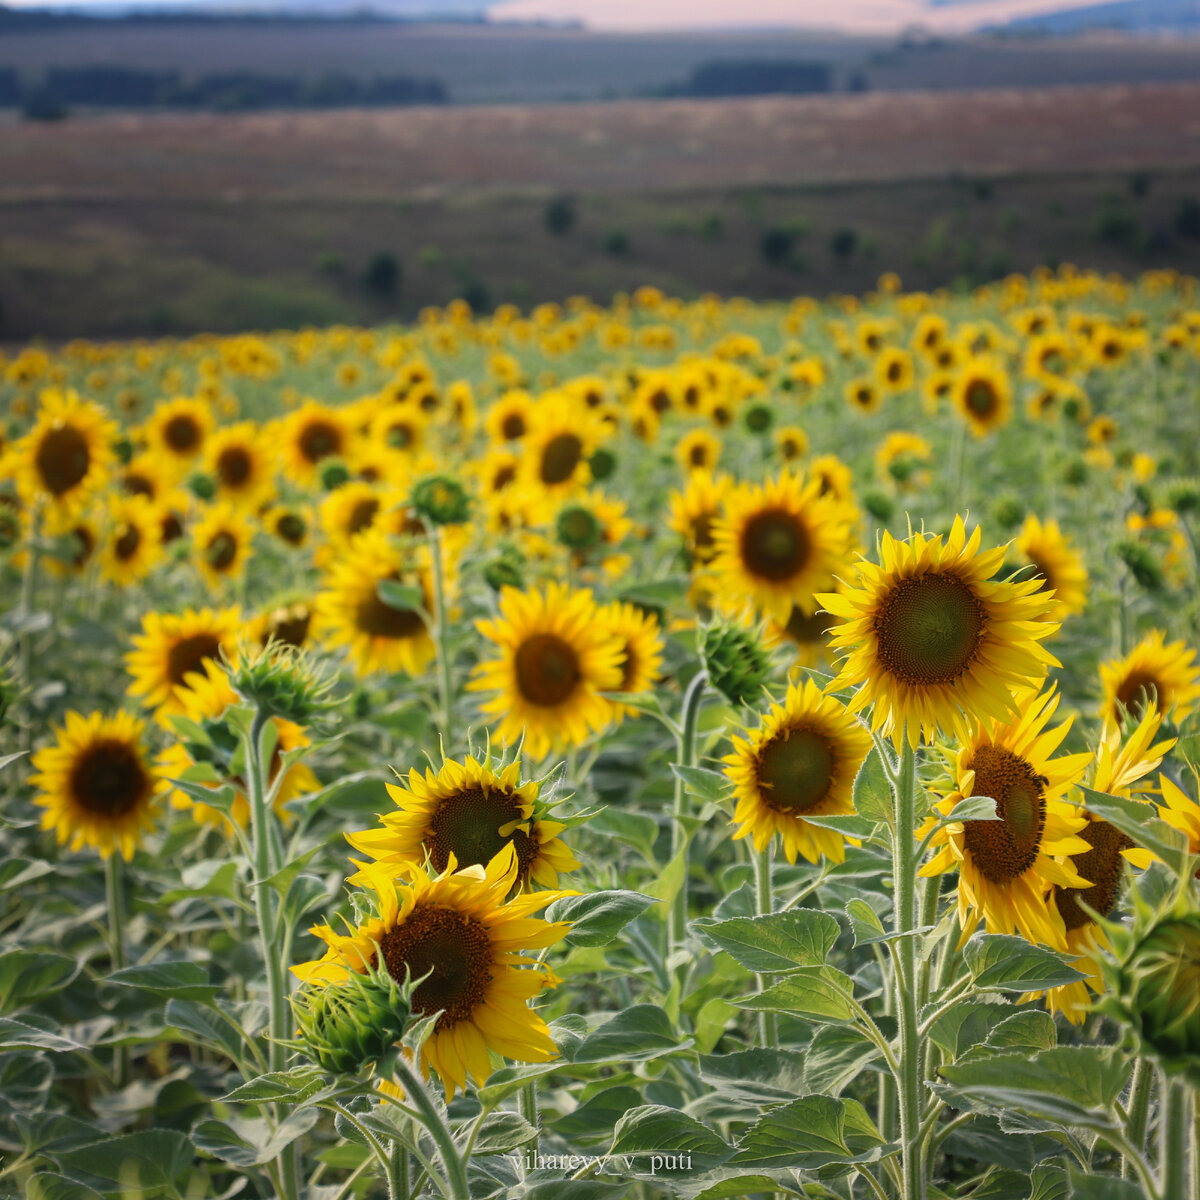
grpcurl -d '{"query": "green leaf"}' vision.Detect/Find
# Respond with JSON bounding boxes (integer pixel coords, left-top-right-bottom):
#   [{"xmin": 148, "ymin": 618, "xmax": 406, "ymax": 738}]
[
  {"xmin": 471, "ymin": 1110, "xmax": 539, "ymax": 1155},
  {"xmin": 945, "ymin": 795, "xmax": 1001, "ymax": 822},
  {"xmin": 1065, "ymin": 1166, "xmax": 1142, "ymax": 1200},
  {"xmin": 521, "ymin": 1184, "xmax": 632, "ymax": 1200},
  {"xmin": 0, "ymin": 858, "xmax": 54, "ymax": 891},
  {"xmin": 221, "ymin": 1066, "xmax": 327, "ymax": 1104},
  {"xmin": 610, "ymin": 1105, "xmax": 732, "ymax": 1174},
  {"xmin": 552, "ymin": 1085, "xmax": 644, "ymax": 1143},
  {"xmin": 160, "ymin": 859, "xmax": 240, "ymax": 903},
  {"xmin": 376, "ymin": 580, "xmax": 424, "ymax": 612},
  {"xmin": 671, "ymin": 764, "xmax": 730, "ymax": 805},
  {"xmin": 165, "ymin": 1000, "xmax": 246, "ymax": 1063},
  {"xmin": 801, "ymin": 813, "xmax": 880, "ymax": 839},
  {"xmin": 0, "ymin": 751, "xmax": 28, "ymax": 772},
  {"xmin": 193, "ymin": 1110, "xmax": 319, "ymax": 1168},
  {"xmin": 963, "ymin": 935, "xmax": 1086, "ymax": 992},
  {"xmin": 0, "ymin": 1052, "xmax": 54, "ymax": 1113},
  {"xmin": 730, "ymin": 1094, "xmax": 887, "ymax": 1170},
  {"xmin": 547, "ymin": 891, "xmax": 656, "ymax": 948},
  {"xmin": 927, "ymin": 1001, "xmax": 1015, "ymax": 1059},
  {"xmin": 26, "ymin": 1175, "xmax": 104, "ymax": 1200},
  {"xmin": 985, "ymin": 1010, "xmax": 1057, "ymax": 1052},
  {"xmin": 688, "ymin": 1176, "xmax": 803, "ymax": 1199},
  {"xmin": 0, "ymin": 1016, "xmax": 84, "ymax": 1053},
  {"xmin": 1079, "ymin": 785, "xmax": 1189, "ymax": 874},
  {"xmin": 803, "ymin": 1025, "xmax": 886, "ymax": 1095},
  {"xmin": 109, "ymin": 961, "xmax": 220, "ymax": 1003},
  {"xmin": 698, "ymin": 1049, "xmax": 809, "ymax": 1104},
  {"xmin": 587, "ymin": 808, "xmax": 660, "ymax": 862},
  {"xmin": 853, "ymin": 747, "xmax": 893, "ymax": 824},
  {"xmin": 845, "ymin": 899, "xmax": 887, "ymax": 947},
  {"xmin": 574, "ymin": 1005, "xmax": 689, "ymax": 1064},
  {"xmin": 57, "ymin": 1130, "xmax": 193, "ymax": 1189},
  {"xmin": 736, "ymin": 966, "xmax": 857, "ymax": 1022},
  {"xmin": 0, "ymin": 951, "xmax": 79, "ymax": 1013},
  {"xmin": 1028, "ymin": 1162, "xmax": 1070, "ymax": 1200},
  {"xmin": 937, "ymin": 1047, "xmax": 1131, "ymax": 1128},
  {"xmin": 692, "ymin": 909, "xmax": 839, "ymax": 973},
  {"xmin": 644, "ymin": 840, "xmax": 688, "ymax": 917}
]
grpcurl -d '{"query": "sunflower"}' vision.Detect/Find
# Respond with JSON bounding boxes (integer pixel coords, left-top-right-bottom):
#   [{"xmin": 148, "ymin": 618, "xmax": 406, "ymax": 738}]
[
  {"xmin": 844, "ymin": 378, "xmax": 882, "ymax": 414},
  {"xmin": 312, "ymin": 527, "xmax": 435, "ymax": 678},
  {"xmin": 519, "ymin": 403, "xmax": 605, "ymax": 498},
  {"xmin": 99, "ymin": 494, "xmax": 165, "ymax": 587},
  {"xmin": 347, "ymin": 754, "xmax": 579, "ymax": 889},
  {"xmin": 161, "ymin": 659, "xmax": 317, "ymax": 830},
  {"xmin": 248, "ymin": 600, "xmax": 314, "ymax": 651},
  {"xmin": 874, "ymin": 347, "xmax": 915, "ymax": 393},
  {"xmin": 675, "ymin": 428, "xmax": 722, "ymax": 474},
  {"xmin": 809, "ymin": 454, "xmax": 855, "ymax": 504},
  {"xmin": 724, "ymin": 678, "xmax": 870, "ymax": 865},
  {"xmin": 1157, "ymin": 774, "xmax": 1200, "ymax": 863},
  {"xmin": 144, "ymin": 396, "xmax": 214, "ymax": 474},
  {"xmin": 42, "ymin": 507, "xmax": 101, "ymax": 578},
  {"xmin": 1011, "ymin": 514, "xmax": 1088, "ymax": 621},
  {"xmin": 469, "ymin": 583, "xmax": 623, "ymax": 759},
  {"xmin": 205, "ymin": 422, "xmax": 276, "ymax": 510},
  {"xmin": 14, "ymin": 389, "xmax": 116, "ymax": 516},
  {"xmin": 369, "ymin": 404, "xmax": 428, "ymax": 461},
  {"xmin": 668, "ymin": 469, "xmax": 730, "ymax": 568},
  {"xmin": 595, "ymin": 600, "xmax": 664, "ymax": 719},
  {"xmin": 919, "ymin": 687, "xmax": 1092, "ymax": 949},
  {"xmin": 712, "ymin": 471, "xmax": 855, "ymax": 624},
  {"xmin": 264, "ymin": 505, "xmax": 312, "ymax": 551},
  {"xmin": 875, "ymin": 431, "xmax": 932, "ymax": 494},
  {"xmin": 774, "ymin": 425, "xmax": 809, "ymax": 463},
  {"xmin": 192, "ymin": 503, "xmax": 255, "ymax": 591},
  {"xmin": 319, "ymin": 481, "xmax": 396, "ymax": 555},
  {"xmin": 1099, "ymin": 630, "xmax": 1200, "ymax": 726},
  {"xmin": 30, "ymin": 710, "xmax": 165, "ymax": 859},
  {"xmin": 293, "ymin": 846, "xmax": 571, "ymax": 1100},
  {"xmin": 819, "ymin": 517, "xmax": 1061, "ymax": 748},
  {"xmin": 951, "ymin": 359, "xmax": 1012, "ymax": 438},
  {"xmin": 769, "ymin": 598, "xmax": 837, "ymax": 668},
  {"xmin": 119, "ymin": 453, "xmax": 175, "ymax": 505},
  {"xmin": 126, "ymin": 605, "xmax": 242, "ymax": 722},
  {"xmin": 486, "ymin": 390, "xmax": 536, "ymax": 444},
  {"xmin": 279, "ymin": 401, "xmax": 355, "ymax": 485}
]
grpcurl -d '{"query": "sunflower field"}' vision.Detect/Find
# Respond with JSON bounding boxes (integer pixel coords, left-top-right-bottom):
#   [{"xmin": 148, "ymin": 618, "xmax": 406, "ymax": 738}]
[{"xmin": 1, "ymin": 266, "xmax": 1200, "ymax": 1200}]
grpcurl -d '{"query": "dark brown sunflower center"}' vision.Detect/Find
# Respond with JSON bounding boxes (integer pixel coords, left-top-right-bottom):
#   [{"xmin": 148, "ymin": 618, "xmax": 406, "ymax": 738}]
[
  {"xmin": 887, "ymin": 360, "xmax": 903, "ymax": 383},
  {"xmin": 741, "ymin": 508, "xmax": 810, "ymax": 582},
  {"xmin": 426, "ymin": 785, "xmax": 533, "ymax": 875},
  {"xmin": 217, "ymin": 446, "xmax": 252, "ymax": 488},
  {"xmin": 207, "ymin": 532, "xmax": 238, "ymax": 572},
  {"xmin": 492, "ymin": 464, "xmax": 517, "ymax": 492},
  {"xmin": 648, "ymin": 388, "xmax": 671, "ymax": 414},
  {"xmin": 785, "ymin": 604, "xmax": 834, "ymax": 646},
  {"xmin": 501, "ymin": 413, "xmax": 526, "ymax": 440},
  {"xmin": 277, "ymin": 513, "xmax": 306, "ymax": 545},
  {"xmin": 162, "ymin": 513, "xmax": 184, "ymax": 543},
  {"xmin": 167, "ymin": 633, "xmax": 223, "ymax": 686},
  {"xmin": 1054, "ymin": 819, "xmax": 1131, "ymax": 931},
  {"xmin": 689, "ymin": 513, "xmax": 716, "ymax": 558},
  {"xmin": 966, "ymin": 380, "xmax": 997, "ymax": 416},
  {"xmin": 348, "ymin": 498, "xmax": 380, "ymax": 536},
  {"xmin": 115, "ymin": 523, "xmax": 141, "ymax": 562},
  {"xmin": 960, "ymin": 744, "xmax": 1047, "ymax": 884},
  {"xmin": 689, "ymin": 444, "xmax": 708, "ymax": 467},
  {"xmin": 356, "ymin": 577, "xmax": 425, "ymax": 639},
  {"xmin": 35, "ymin": 425, "xmax": 91, "ymax": 496},
  {"xmin": 124, "ymin": 472, "xmax": 155, "ymax": 499},
  {"xmin": 298, "ymin": 420, "xmax": 341, "ymax": 463},
  {"xmin": 618, "ymin": 640, "xmax": 639, "ymax": 691},
  {"xmin": 514, "ymin": 633, "xmax": 580, "ymax": 706},
  {"xmin": 387, "ymin": 423, "xmax": 413, "ymax": 450},
  {"xmin": 873, "ymin": 571, "xmax": 986, "ymax": 685},
  {"xmin": 69, "ymin": 738, "xmax": 151, "ymax": 817},
  {"xmin": 376, "ymin": 904, "xmax": 493, "ymax": 1030},
  {"xmin": 264, "ymin": 607, "xmax": 311, "ymax": 649},
  {"xmin": 164, "ymin": 414, "xmax": 200, "ymax": 452},
  {"xmin": 540, "ymin": 434, "xmax": 584, "ymax": 485},
  {"xmin": 1115, "ymin": 670, "xmax": 1162, "ymax": 718},
  {"xmin": 757, "ymin": 726, "xmax": 835, "ymax": 814}
]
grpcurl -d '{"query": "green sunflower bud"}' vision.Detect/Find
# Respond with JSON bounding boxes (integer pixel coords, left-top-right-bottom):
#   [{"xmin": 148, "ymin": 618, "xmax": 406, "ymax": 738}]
[
  {"xmin": 229, "ymin": 642, "xmax": 339, "ymax": 728},
  {"xmin": 556, "ymin": 504, "xmax": 603, "ymax": 552},
  {"xmin": 588, "ymin": 447, "xmax": 617, "ymax": 482},
  {"xmin": 411, "ymin": 474, "xmax": 471, "ymax": 526},
  {"xmin": 1061, "ymin": 459, "xmax": 1088, "ymax": 488},
  {"xmin": 990, "ymin": 495, "xmax": 1024, "ymax": 531},
  {"xmin": 292, "ymin": 961, "xmax": 412, "ymax": 1076},
  {"xmin": 113, "ymin": 435, "xmax": 134, "ymax": 466},
  {"xmin": 483, "ymin": 551, "xmax": 524, "ymax": 593},
  {"xmin": 1165, "ymin": 478, "xmax": 1200, "ymax": 515},
  {"xmin": 862, "ymin": 489, "xmax": 894, "ymax": 522},
  {"xmin": 702, "ymin": 620, "xmax": 771, "ymax": 708},
  {"xmin": 1117, "ymin": 541, "xmax": 1165, "ymax": 593},
  {"xmin": 744, "ymin": 403, "xmax": 773, "ymax": 434},
  {"xmin": 319, "ymin": 458, "xmax": 352, "ymax": 492},
  {"xmin": 187, "ymin": 472, "xmax": 216, "ymax": 502}
]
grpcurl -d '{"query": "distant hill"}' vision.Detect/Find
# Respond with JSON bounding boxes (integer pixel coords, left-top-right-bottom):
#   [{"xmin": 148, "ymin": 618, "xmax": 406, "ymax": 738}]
[{"xmin": 999, "ymin": 0, "xmax": 1200, "ymax": 32}]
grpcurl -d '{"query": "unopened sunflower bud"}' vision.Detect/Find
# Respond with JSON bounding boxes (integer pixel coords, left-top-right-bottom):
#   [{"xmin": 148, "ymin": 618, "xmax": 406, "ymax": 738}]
[
  {"xmin": 229, "ymin": 642, "xmax": 338, "ymax": 728},
  {"xmin": 484, "ymin": 551, "xmax": 524, "ymax": 592},
  {"xmin": 411, "ymin": 474, "xmax": 470, "ymax": 526},
  {"xmin": 744, "ymin": 403, "xmax": 773, "ymax": 434},
  {"xmin": 1117, "ymin": 541, "xmax": 1164, "ymax": 593},
  {"xmin": 588, "ymin": 447, "xmax": 616, "ymax": 482},
  {"xmin": 1165, "ymin": 478, "xmax": 1200, "ymax": 515},
  {"xmin": 556, "ymin": 505, "xmax": 602, "ymax": 552},
  {"xmin": 319, "ymin": 458, "xmax": 352, "ymax": 492},
  {"xmin": 293, "ymin": 963, "xmax": 412, "ymax": 1076},
  {"xmin": 113, "ymin": 435, "xmax": 134, "ymax": 466},
  {"xmin": 1062, "ymin": 459, "xmax": 1088, "ymax": 488},
  {"xmin": 187, "ymin": 472, "xmax": 216, "ymax": 502},
  {"xmin": 991, "ymin": 496, "xmax": 1024, "ymax": 530},
  {"xmin": 702, "ymin": 620, "xmax": 771, "ymax": 708},
  {"xmin": 862, "ymin": 490, "xmax": 894, "ymax": 522}
]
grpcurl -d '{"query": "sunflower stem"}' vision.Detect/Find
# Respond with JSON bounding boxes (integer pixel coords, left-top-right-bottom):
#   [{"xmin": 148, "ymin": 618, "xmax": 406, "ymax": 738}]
[
  {"xmin": 244, "ymin": 708, "xmax": 300, "ymax": 1200},
  {"xmin": 670, "ymin": 669, "xmax": 707, "ymax": 954},
  {"xmin": 754, "ymin": 841, "xmax": 778, "ymax": 1048},
  {"xmin": 104, "ymin": 852, "xmax": 129, "ymax": 1089},
  {"xmin": 519, "ymin": 1079, "xmax": 540, "ymax": 1155},
  {"xmin": 386, "ymin": 1140, "xmax": 410, "ymax": 1200},
  {"xmin": 16, "ymin": 502, "xmax": 41, "ymax": 755},
  {"xmin": 1123, "ymin": 1057, "xmax": 1154, "ymax": 1180},
  {"xmin": 391, "ymin": 1052, "xmax": 471, "ymax": 1200},
  {"xmin": 916, "ymin": 874, "xmax": 941, "ymax": 1009},
  {"xmin": 1161, "ymin": 1075, "xmax": 1191, "ymax": 1200},
  {"xmin": 429, "ymin": 526, "xmax": 454, "ymax": 751},
  {"xmin": 891, "ymin": 739, "xmax": 926, "ymax": 1200}
]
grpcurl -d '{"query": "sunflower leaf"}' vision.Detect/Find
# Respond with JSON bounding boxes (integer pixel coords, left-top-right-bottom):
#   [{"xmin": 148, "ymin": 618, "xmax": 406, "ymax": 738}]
[
  {"xmin": 0, "ymin": 950, "xmax": 79, "ymax": 1014},
  {"xmin": 471, "ymin": 1110, "xmax": 539, "ymax": 1155},
  {"xmin": 1078, "ymin": 785, "xmax": 1189, "ymax": 875},
  {"xmin": 853, "ymin": 748, "xmax": 893, "ymax": 825},
  {"xmin": 0, "ymin": 751, "xmax": 28, "ymax": 772},
  {"xmin": 670, "ymin": 764, "xmax": 731, "ymax": 805},
  {"xmin": 109, "ymin": 961, "xmax": 221, "ymax": 1003},
  {"xmin": 547, "ymin": 890, "xmax": 656, "ymax": 948},
  {"xmin": 944, "ymin": 795, "xmax": 1001, "ymax": 823},
  {"xmin": 729, "ymin": 1094, "xmax": 889, "ymax": 1170},
  {"xmin": 692, "ymin": 909, "xmax": 840, "ymax": 972},
  {"xmin": 0, "ymin": 1016, "xmax": 84, "ymax": 1053},
  {"xmin": 845, "ymin": 898, "xmax": 888, "ymax": 947},
  {"xmin": 736, "ymin": 966, "xmax": 858, "ymax": 1022},
  {"xmin": 962, "ymin": 935, "xmax": 1086, "ymax": 992},
  {"xmin": 25, "ymin": 1174, "xmax": 104, "ymax": 1200},
  {"xmin": 573, "ymin": 1004, "xmax": 688, "ymax": 1064},
  {"xmin": 610, "ymin": 1105, "xmax": 733, "ymax": 1175},
  {"xmin": 221, "ymin": 1066, "xmax": 328, "ymax": 1104},
  {"xmin": 376, "ymin": 580, "xmax": 425, "ymax": 613},
  {"xmin": 56, "ymin": 1129, "xmax": 193, "ymax": 1188}
]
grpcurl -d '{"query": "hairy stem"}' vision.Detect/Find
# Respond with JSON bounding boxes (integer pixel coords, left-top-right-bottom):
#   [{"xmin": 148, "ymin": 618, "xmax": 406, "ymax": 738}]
[
  {"xmin": 392, "ymin": 1053, "xmax": 471, "ymax": 1200},
  {"xmin": 755, "ymin": 840, "xmax": 778, "ymax": 1048},
  {"xmin": 105, "ymin": 852, "xmax": 129, "ymax": 1088},
  {"xmin": 669, "ymin": 670, "xmax": 707, "ymax": 953}
]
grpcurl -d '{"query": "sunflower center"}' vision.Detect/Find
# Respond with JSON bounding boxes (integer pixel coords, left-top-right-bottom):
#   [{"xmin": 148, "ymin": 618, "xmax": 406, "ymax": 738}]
[
  {"xmin": 741, "ymin": 508, "xmax": 810, "ymax": 582},
  {"xmin": 785, "ymin": 604, "xmax": 834, "ymax": 646},
  {"xmin": 264, "ymin": 607, "xmax": 311, "ymax": 648},
  {"xmin": 162, "ymin": 513, "xmax": 184, "ymax": 543},
  {"xmin": 960, "ymin": 744, "xmax": 1047, "ymax": 884},
  {"xmin": 427, "ymin": 785, "xmax": 532, "ymax": 874},
  {"xmin": 207, "ymin": 532, "xmax": 238, "ymax": 572},
  {"xmin": 689, "ymin": 513, "xmax": 716, "ymax": 557},
  {"xmin": 36, "ymin": 425, "xmax": 91, "ymax": 496},
  {"xmin": 277, "ymin": 513, "xmax": 306, "ymax": 545},
  {"xmin": 124, "ymin": 472, "xmax": 155, "ymax": 499},
  {"xmin": 356, "ymin": 577, "xmax": 425, "ymax": 639},
  {"xmin": 377, "ymin": 905, "xmax": 493, "ymax": 1030},
  {"xmin": 492, "ymin": 464, "xmax": 517, "ymax": 491},
  {"xmin": 618, "ymin": 640, "xmax": 639, "ymax": 691},
  {"xmin": 501, "ymin": 413, "xmax": 526, "ymax": 440},
  {"xmin": 540, "ymin": 434, "xmax": 584, "ymax": 485},
  {"xmin": 115, "ymin": 523, "xmax": 141, "ymax": 562},
  {"xmin": 873, "ymin": 571, "xmax": 985, "ymax": 685},
  {"xmin": 1115, "ymin": 670, "xmax": 1162, "ymax": 718},
  {"xmin": 1054, "ymin": 819, "xmax": 1131, "ymax": 931},
  {"xmin": 69, "ymin": 738, "xmax": 151, "ymax": 817},
  {"xmin": 387, "ymin": 423, "xmax": 413, "ymax": 450},
  {"xmin": 965, "ymin": 380, "xmax": 997, "ymax": 416},
  {"xmin": 348, "ymin": 498, "xmax": 380, "ymax": 536},
  {"xmin": 167, "ymin": 633, "xmax": 223, "ymax": 686},
  {"xmin": 299, "ymin": 420, "xmax": 341, "ymax": 463},
  {"xmin": 514, "ymin": 634, "xmax": 580, "ymax": 706},
  {"xmin": 217, "ymin": 446, "xmax": 252, "ymax": 488},
  {"xmin": 164, "ymin": 414, "xmax": 200, "ymax": 452},
  {"xmin": 757, "ymin": 726, "xmax": 835, "ymax": 814}
]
